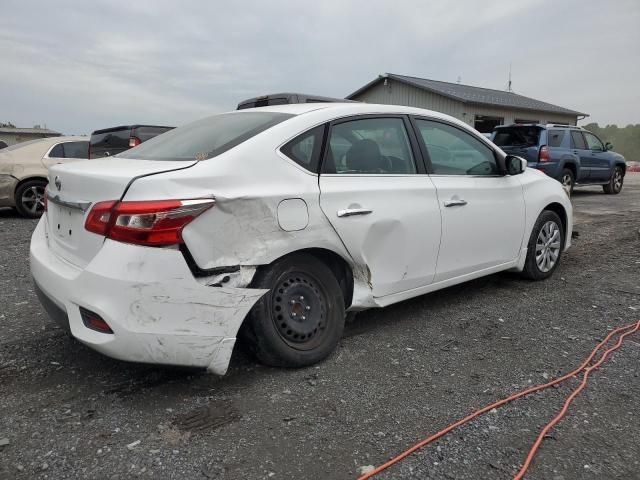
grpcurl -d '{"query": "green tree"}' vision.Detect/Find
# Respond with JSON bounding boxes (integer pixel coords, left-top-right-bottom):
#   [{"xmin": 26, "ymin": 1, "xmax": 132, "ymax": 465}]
[
  {"xmin": 583, "ymin": 123, "xmax": 640, "ymax": 162},
  {"xmin": 0, "ymin": 122, "xmax": 16, "ymax": 128}
]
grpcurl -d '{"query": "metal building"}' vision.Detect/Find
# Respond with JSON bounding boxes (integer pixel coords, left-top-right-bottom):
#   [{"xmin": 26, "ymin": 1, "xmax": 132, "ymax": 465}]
[
  {"xmin": 0, "ymin": 127, "xmax": 62, "ymax": 149},
  {"xmin": 347, "ymin": 73, "xmax": 588, "ymax": 132}
]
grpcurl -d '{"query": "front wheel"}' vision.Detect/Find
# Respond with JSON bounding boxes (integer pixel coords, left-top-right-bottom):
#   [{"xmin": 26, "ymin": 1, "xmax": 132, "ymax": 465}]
[
  {"xmin": 521, "ymin": 210, "xmax": 564, "ymax": 281},
  {"xmin": 244, "ymin": 253, "xmax": 345, "ymax": 368},
  {"xmin": 603, "ymin": 166, "xmax": 624, "ymax": 194},
  {"xmin": 15, "ymin": 179, "xmax": 47, "ymax": 218}
]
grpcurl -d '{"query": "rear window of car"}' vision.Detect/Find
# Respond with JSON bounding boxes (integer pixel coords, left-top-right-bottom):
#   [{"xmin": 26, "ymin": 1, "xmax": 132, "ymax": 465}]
[
  {"xmin": 492, "ymin": 127, "xmax": 541, "ymax": 147},
  {"xmin": 117, "ymin": 112, "xmax": 294, "ymax": 161},
  {"xmin": 547, "ymin": 129, "xmax": 565, "ymax": 148}
]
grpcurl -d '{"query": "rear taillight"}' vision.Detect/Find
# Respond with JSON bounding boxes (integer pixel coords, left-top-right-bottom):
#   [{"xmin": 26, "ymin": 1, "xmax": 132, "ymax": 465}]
[
  {"xmin": 129, "ymin": 136, "xmax": 142, "ymax": 148},
  {"xmin": 84, "ymin": 199, "xmax": 214, "ymax": 246},
  {"xmin": 538, "ymin": 145, "xmax": 550, "ymax": 162}
]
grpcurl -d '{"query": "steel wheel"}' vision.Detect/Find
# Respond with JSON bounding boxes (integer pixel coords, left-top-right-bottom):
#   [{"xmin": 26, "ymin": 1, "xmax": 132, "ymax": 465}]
[
  {"xmin": 535, "ymin": 220, "xmax": 561, "ymax": 273},
  {"xmin": 272, "ymin": 272, "xmax": 327, "ymax": 351}
]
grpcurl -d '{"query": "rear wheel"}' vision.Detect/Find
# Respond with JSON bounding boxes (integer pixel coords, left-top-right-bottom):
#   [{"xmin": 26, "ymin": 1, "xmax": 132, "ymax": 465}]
[
  {"xmin": 244, "ymin": 253, "xmax": 345, "ymax": 368},
  {"xmin": 15, "ymin": 179, "xmax": 47, "ymax": 218},
  {"xmin": 560, "ymin": 168, "xmax": 574, "ymax": 196},
  {"xmin": 603, "ymin": 166, "xmax": 624, "ymax": 194},
  {"xmin": 521, "ymin": 210, "xmax": 564, "ymax": 281}
]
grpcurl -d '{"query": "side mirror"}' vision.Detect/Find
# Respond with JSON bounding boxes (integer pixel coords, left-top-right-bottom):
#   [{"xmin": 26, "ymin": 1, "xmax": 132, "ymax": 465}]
[
  {"xmin": 605, "ymin": 142, "xmax": 613, "ymax": 151},
  {"xmin": 505, "ymin": 155, "xmax": 527, "ymax": 175}
]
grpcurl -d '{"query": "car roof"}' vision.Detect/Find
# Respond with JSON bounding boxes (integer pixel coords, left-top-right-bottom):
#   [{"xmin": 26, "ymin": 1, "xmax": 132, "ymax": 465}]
[
  {"xmin": 0, "ymin": 136, "xmax": 88, "ymax": 158},
  {"xmin": 231, "ymin": 102, "xmax": 471, "ymax": 128}
]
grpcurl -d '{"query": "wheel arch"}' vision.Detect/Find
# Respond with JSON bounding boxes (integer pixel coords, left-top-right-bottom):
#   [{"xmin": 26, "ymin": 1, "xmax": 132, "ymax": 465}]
[
  {"xmin": 14, "ymin": 176, "xmax": 48, "ymax": 197},
  {"xmin": 561, "ymin": 159, "xmax": 577, "ymax": 178},
  {"xmin": 542, "ymin": 202, "xmax": 568, "ymax": 248},
  {"xmin": 254, "ymin": 247, "xmax": 354, "ymax": 309}
]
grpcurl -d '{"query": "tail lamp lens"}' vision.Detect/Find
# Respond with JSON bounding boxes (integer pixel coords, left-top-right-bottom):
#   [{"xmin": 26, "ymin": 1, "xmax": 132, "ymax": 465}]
[
  {"xmin": 84, "ymin": 199, "xmax": 214, "ymax": 246},
  {"xmin": 539, "ymin": 145, "xmax": 550, "ymax": 162},
  {"xmin": 129, "ymin": 136, "xmax": 142, "ymax": 148}
]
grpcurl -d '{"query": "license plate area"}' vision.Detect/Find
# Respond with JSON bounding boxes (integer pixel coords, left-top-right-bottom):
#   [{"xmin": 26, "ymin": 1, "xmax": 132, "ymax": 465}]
[{"xmin": 48, "ymin": 204, "xmax": 85, "ymax": 247}]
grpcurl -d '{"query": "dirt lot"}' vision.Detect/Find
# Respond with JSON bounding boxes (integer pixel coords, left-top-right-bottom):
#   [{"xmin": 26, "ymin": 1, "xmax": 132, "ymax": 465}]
[{"xmin": 1, "ymin": 176, "xmax": 639, "ymax": 480}]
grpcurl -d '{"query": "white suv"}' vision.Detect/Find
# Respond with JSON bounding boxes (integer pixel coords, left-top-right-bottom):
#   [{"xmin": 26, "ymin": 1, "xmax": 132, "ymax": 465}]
[{"xmin": 30, "ymin": 103, "xmax": 572, "ymax": 374}]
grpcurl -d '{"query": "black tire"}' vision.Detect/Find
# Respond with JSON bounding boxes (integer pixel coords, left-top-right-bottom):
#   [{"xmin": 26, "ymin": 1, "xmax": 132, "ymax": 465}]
[
  {"xmin": 560, "ymin": 168, "xmax": 574, "ymax": 197},
  {"xmin": 603, "ymin": 166, "xmax": 624, "ymax": 194},
  {"xmin": 244, "ymin": 253, "xmax": 345, "ymax": 368},
  {"xmin": 15, "ymin": 179, "xmax": 47, "ymax": 218},
  {"xmin": 521, "ymin": 210, "xmax": 564, "ymax": 281}
]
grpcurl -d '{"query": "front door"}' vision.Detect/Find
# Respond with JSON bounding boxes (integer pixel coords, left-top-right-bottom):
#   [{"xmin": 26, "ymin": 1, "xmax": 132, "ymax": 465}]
[
  {"xmin": 583, "ymin": 131, "xmax": 610, "ymax": 181},
  {"xmin": 412, "ymin": 118, "xmax": 526, "ymax": 282},
  {"xmin": 318, "ymin": 116, "xmax": 442, "ymax": 297}
]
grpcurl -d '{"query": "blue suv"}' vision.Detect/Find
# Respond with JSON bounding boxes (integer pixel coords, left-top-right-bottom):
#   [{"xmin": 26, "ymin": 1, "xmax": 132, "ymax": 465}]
[{"xmin": 491, "ymin": 124, "xmax": 626, "ymax": 195}]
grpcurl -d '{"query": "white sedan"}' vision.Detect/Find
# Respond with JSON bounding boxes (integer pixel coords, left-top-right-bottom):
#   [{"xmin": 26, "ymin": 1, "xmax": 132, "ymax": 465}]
[{"xmin": 30, "ymin": 103, "xmax": 572, "ymax": 374}]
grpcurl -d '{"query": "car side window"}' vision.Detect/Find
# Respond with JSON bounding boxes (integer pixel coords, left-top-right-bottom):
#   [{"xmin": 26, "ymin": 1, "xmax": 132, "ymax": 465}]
[
  {"xmin": 49, "ymin": 143, "xmax": 65, "ymax": 158},
  {"xmin": 570, "ymin": 131, "xmax": 587, "ymax": 150},
  {"xmin": 281, "ymin": 125, "xmax": 324, "ymax": 173},
  {"xmin": 415, "ymin": 119, "xmax": 498, "ymax": 176},
  {"xmin": 63, "ymin": 141, "xmax": 89, "ymax": 159},
  {"xmin": 583, "ymin": 132, "xmax": 604, "ymax": 151},
  {"xmin": 547, "ymin": 129, "xmax": 565, "ymax": 148},
  {"xmin": 322, "ymin": 118, "xmax": 417, "ymax": 174}
]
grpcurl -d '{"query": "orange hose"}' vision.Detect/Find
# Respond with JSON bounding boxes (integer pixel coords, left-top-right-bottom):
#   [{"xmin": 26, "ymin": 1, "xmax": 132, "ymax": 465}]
[{"xmin": 358, "ymin": 320, "xmax": 640, "ymax": 480}]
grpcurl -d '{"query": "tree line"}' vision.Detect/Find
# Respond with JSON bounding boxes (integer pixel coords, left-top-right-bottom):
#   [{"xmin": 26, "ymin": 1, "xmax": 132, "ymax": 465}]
[{"xmin": 583, "ymin": 123, "xmax": 639, "ymax": 162}]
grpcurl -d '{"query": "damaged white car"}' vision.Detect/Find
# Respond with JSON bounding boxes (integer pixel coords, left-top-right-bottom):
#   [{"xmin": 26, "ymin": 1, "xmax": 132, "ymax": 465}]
[{"xmin": 30, "ymin": 103, "xmax": 572, "ymax": 374}]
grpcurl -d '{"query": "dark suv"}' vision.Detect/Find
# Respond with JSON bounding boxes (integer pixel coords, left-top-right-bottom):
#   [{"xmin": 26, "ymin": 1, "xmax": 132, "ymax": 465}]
[
  {"xmin": 236, "ymin": 92, "xmax": 353, "ymax": 110},
  {"xmin": 89, "ymin": 125, "xmax": 174, "ymax": 159},
  {"xmin": 491, "ymin": 124, "xmax": 626, "ymax": 195}
]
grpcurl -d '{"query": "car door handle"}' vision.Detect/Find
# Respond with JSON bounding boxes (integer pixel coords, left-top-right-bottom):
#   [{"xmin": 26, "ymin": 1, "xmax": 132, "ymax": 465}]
[
  {"xmin": 444, "ymin": 199, "xmax": 468, "ymax": 207},
  {"xmin": 337, "ymin": 208, "xmax": 373, "ymax": 217}
]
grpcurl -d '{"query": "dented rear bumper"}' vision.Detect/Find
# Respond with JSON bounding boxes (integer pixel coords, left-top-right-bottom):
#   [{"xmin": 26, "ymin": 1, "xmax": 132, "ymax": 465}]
[{"xmin": 30, "ymin": 218, "xmax": 267, "ymax": 374}]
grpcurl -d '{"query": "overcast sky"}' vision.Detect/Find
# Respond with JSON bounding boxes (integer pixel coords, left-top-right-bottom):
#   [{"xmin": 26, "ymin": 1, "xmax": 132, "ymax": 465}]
[{"xmin": 1, "ymin": 0, "xmax": 638, "ymax": 134}]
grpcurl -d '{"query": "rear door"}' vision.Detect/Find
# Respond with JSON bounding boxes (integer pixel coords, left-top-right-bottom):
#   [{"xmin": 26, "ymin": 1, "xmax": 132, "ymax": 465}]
[
  {"xmin": 570, "ymin": 130, "xmax": 591, "ymax": 180},
  {"xmin": 413, "ymin": 118, "xmax": 525, "ymax": 281},
  {"xmin": 318, "ymin": 115, "xmax": 442, "ymax": 297}
]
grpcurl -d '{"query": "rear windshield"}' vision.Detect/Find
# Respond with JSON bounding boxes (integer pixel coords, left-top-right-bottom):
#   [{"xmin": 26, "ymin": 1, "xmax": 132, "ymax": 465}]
[
  {"xmin": 492, "ymin": 127, "xmax": 542, "ymax": 147},
  {"xmin": 117, "ymin": 112, "xmax": 294, "ymax": 161}
]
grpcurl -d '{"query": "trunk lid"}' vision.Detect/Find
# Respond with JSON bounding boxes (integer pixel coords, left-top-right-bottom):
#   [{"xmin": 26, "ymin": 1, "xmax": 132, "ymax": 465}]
[{"xmin": 46, "ymin": 158, "xmax": 197, "ymax": 268}]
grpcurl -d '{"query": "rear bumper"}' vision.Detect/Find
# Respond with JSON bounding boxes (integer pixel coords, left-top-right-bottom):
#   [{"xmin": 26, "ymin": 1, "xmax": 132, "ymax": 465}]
[{"xmin": 30, "ymin": 218, "xmax": 267, "ymax": 374}]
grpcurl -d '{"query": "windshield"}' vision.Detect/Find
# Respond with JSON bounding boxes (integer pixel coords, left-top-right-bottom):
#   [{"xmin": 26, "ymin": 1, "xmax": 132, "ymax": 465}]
[
  {"xmin": 117, "ymin": 112, "xmax": 294, "ymax": 161},
  {"xmin": 492, "ymin": 127, "xmax": 542, "ymax": 147}
]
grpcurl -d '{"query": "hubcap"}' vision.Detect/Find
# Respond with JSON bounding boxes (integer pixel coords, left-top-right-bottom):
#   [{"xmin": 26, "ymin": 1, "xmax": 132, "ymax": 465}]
[
  {"xmin": 21, "ymin": 185, "xmax": 46, "ymax": 215},
  {"xmin": 272, "ymin": 273, "xmax": 326, "ymax": 350},
  {"xmin": 535, "ymin": 221, "xmax": 561, "ymax": 273},
  {"xmin": 561, "ymin": 174, "xmax": 572, "ymax": 196}
]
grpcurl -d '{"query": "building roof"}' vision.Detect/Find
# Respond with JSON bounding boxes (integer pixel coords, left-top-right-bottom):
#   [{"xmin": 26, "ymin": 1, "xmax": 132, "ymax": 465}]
[
  {"xmin": 0, "ymin": 127, "xmax": 61, "ymax": 135},
  {"xmin": 347, "ymin": 73, "xmax": 587, "ymax": 117}
]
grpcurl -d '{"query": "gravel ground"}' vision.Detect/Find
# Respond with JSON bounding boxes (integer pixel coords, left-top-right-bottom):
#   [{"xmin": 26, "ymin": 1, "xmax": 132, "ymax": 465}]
[{"xmin": 1, "ymin": 176, "xmax": 639, "ymax": 480}]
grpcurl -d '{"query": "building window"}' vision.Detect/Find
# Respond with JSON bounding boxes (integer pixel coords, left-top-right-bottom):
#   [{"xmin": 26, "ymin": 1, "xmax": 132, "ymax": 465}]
[
  {"xmin": 514, "ymin": 119, "xmax": 539, "ymax": 124},
  {"xmin": 473, "ymin": 115, "xmax": 503, "ymax": 133}
]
